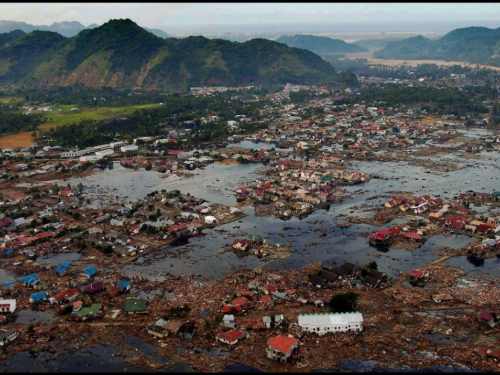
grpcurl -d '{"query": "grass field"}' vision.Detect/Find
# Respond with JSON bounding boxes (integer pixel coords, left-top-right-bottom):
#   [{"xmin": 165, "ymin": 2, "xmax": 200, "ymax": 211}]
[
  {"xmin": 341, "ymin": 52, "xmax": 500, "ymax": 71},
  {"xmin": 0, "ymin": 103, "xmax": 160, "ymax": 149},
  {"xmin": 0, "ymin": 96, "xmax": 23, "ymax": 103},
  {"xmin": 37, "ymin": 103, "xmax": 160, "ymax": 131}
]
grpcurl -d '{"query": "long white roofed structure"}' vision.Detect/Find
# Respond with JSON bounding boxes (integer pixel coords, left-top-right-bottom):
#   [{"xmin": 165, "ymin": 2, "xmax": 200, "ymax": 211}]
[{"xmin": 298, "ymin": 312, "xmax": 363, "ymax": 335}]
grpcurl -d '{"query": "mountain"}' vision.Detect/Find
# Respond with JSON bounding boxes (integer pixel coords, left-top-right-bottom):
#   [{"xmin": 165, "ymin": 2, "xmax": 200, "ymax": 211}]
[
  {"xmin": 275, "ymin": 34, "xmax": 367, "ymax": 55},
  {"xmin": 374, "ymin": 26, "xmax": 500, "ymax": 66},
  {"xmin": 0, "ymin": 20, "xmax": 93, "ymax": 37},
  {"xmin": 143, "ymin": 27, "xmax": 170, "ymax": 38},
  {"xmin": 0, "ymin": 19, "xmax": 335, "ymax": 89},
  {"xmin": 0, "ymin": 19, "xmax": 171, "ymax": 39}
]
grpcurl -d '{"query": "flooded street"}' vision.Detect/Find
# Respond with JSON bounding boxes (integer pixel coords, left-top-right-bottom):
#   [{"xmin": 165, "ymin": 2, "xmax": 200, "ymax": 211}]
[{"xmin": 58, "ymin": 150, "xmax": 500, "ymax": 281}]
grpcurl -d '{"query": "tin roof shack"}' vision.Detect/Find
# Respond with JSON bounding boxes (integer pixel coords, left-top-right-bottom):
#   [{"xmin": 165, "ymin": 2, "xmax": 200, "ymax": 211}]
[
  {"xmin": 124, "ymin": 297, "xmax": 148, "ymax": 315},
  {"xmin": 177, "ymin": 322, "xmax": 195, "ymax": 339},
  {"xmin": 19, "ymin": 273, "xmax": 40, "ymax": 289},
  {"xmin": 216, "ymin": 329, "xmax": 247, "ymax": 345},
  {"xmin": 29, "ymin": 292, "xmax": 47, "ymax": 303},
  {"xmin": 55, "ymin": 262, "xmax": 71, "ymax": 276},
  {"xmin": 72, "ymin": 303, "xmax": 103, "ymax": 322},
  {"xmin": 266, "ymin": 335, "xmax": 299, "ymax": 363},
  {"xmin": 298, "ymin": 312, "xmax": 364, "ymax": 335},
  {"xmin": 479, "ymin": 310, "xmax": 498, "ymax": 328},
  {"xmin": 49, "ymin": 288, "xmax": 79, "ymax": 305},
  {"xmin": 0, "ymin": 329, "xmax": 18, "ymax": 346},
  {"xmin": 147, "ymin": 324, "xmax": 169, "ymax": 339},
  {"xmin": 309, "ymin": 275, "xmax": 326, "ymax": 288},
  {"xmin": 79, "ymin": 279, "xmax": 102, "ymax": 294}
]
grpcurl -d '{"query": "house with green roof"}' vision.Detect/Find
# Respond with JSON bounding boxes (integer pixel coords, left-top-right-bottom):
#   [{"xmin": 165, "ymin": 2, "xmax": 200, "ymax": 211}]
[{"xmin": 125, "ymin": 298, "xmax": 148, "ymax": 314}]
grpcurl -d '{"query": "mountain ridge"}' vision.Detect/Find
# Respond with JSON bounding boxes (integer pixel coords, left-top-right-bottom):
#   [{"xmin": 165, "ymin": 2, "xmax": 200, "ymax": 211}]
[
  {"xmin": 375, "ymin": 26, "xmax": 500, "ymax": 66},
  {"xmin": 276, "ymin": 34, "xmax": 367, "ymax": 54},
  {"xmin": 0, "ymin": 19, "xmax": 335, "ymax": 89}
]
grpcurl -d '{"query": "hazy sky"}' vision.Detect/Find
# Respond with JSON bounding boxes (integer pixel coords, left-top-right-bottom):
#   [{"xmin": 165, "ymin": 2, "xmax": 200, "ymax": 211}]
[{"xmin": 2, "ymin": 3, "xmax": 500, "ymax": 34}]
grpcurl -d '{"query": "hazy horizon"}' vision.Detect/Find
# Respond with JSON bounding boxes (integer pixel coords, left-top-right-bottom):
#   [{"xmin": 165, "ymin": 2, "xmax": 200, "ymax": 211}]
[{"xmin": 0, "ymin": 3, "xmax": 500, "ymax": 38}]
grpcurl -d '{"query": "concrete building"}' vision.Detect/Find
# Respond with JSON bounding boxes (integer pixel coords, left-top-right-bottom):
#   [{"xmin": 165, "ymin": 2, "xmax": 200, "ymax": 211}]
[{"xmin": 297, "ymin": 312, "xmax": 363, "ymax": 335}]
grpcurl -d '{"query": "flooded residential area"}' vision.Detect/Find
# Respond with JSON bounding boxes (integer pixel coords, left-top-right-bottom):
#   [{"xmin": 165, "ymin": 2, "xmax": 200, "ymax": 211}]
[
  {"xmin": 2, "ymin": 6, "xmax": 500, "ymax": 372},
  {"xmin": 1, "ymin": 89, "xmax": 500, "ymax": 372}
]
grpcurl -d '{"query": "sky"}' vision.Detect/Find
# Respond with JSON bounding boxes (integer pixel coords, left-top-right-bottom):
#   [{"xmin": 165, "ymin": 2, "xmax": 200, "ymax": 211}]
[{"xmin": 2, "ymin": 3, "xmax": 500, "ymax": 35}]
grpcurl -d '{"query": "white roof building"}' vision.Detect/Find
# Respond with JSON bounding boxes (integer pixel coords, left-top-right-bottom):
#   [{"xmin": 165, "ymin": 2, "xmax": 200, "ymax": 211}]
[
  {"xmin": 121, "ymin": 144, "xmax": 139, "ymax": 153},
  {"xmin": 95, "ymin": 149, "xmax": 114, "ymax": 157},
  {"xmin": 298, "ymin": 312, "xmax": 363, "ymax": 335}
]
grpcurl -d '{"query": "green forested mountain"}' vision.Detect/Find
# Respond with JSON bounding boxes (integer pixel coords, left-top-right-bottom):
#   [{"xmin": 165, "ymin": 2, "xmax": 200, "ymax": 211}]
[
  {"xmin": 276, "ymin": 34, "xmax": 367, "ymax": 54},
  {"xmin": 0, "ymin": 19, "xmax": 335, "ymax": 89},
  {"xmin": 374, "ymin": 26, "xmax": 500, "ymax": 66}
]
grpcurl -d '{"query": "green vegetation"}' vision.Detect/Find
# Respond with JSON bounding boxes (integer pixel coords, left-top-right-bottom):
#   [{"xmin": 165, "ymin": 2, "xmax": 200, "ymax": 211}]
[
  {"xmin": 375, "ymin": 26, "xmax": 500, "ymax": 66},
  {"xmin": 336, "ymin": 84, "xmax": 489, "ymax": 116},
  {"xmin": 0, "ymin": 102, "xmax": 44, "ymax": 135},
  {"xmin": 0, "ymin": 19, "xmax": 335, "ymax": 89},
  {"xmin": 329, "ymin": 292, "xmax": 359, "ymax": 313},
  {"xmin": 276, "ymin": 34, "xmax": 367, "ymax": 54},
  {"xmin": 332, "ymin": 70, "xmax": 359, "ymax": 86}
]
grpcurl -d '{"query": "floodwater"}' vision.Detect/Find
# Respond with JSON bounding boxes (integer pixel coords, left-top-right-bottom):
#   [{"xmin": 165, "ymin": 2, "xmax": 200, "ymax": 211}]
[
  {"xmin": 61, "ymin": 145, "xmax": 500, "ymax": 281},
  {"xmin": 14, "ymin": 310, "xmax": 57, "ymax": 325},
  {"xmin": 37, "ymin": 252, "xmax": 82, "ymax": 265},
  {"xmin": 0, "ymin": 268, "xmax": 16, "ymax": 285},
  {"xmin": 0, "ymin": 342, "xmax": 155, "ymax": 372}
]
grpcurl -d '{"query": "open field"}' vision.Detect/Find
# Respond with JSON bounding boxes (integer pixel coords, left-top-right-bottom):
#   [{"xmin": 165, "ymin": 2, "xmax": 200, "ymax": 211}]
[
  {"xmin": 0, "ymin": 132, "xmax": 34, "ymax": 149},
  {"xmin": 311, "ymin": 32, "xmax": 439, "ymax": 43},
  {"xmin": 341, "ymin": 52, "xmax": 500, "ymax": 71},
  {"xmin": 0, "ymin": 103, "xmax": 160, "ymax": 149},
  {"xmin": 37, "ymin": 103, "xmax": 160, "ymax": 131},
  {"xmin": 0, "ymin": 96, "xmax": 23, "ymax": 103}
]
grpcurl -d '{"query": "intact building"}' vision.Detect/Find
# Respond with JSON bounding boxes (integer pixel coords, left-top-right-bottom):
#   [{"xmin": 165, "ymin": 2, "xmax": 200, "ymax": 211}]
[{"xmin": 297, "ymin": 312, "xmax": 363, "ymax": 335}]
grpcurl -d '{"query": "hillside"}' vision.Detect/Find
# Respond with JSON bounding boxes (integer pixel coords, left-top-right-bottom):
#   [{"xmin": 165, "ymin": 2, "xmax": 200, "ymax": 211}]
[
  {"xmin": 0, "ymin": 19, "xmax": 335, "ymax": 89},
  {"xmin": 276, "ymin": 34, "xmax": 367, "ymax": 54},
  {"xmin": 374, "ymin": 26, "xmax": 500, "ymax": 66}
]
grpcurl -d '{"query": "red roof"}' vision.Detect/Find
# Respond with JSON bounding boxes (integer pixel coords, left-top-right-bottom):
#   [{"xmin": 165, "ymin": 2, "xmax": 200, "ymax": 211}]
[
  {"xmin": 217, "ymin": 329, "xmax": 245, "ymax": 343},
  {"xmin": 369, "ymin": 234, "xmax": 385, "ymax": 241},
  {"xmin": 410, "ymin": 269, "xmax": 428, "ymax": 279},
  {"xmin": 168, "ymin": 224, "xmax": 188, "ymax": 233},
  {"xmin": 231, "ymin": 297, "xmax": 249, "ymax": 306},
  {"xmin": 267, "ymin": 335, "xmax": 299, "ymax": 353},
  {"xmin": 479, "ymin": 310, "xmax": 495, "ymax": 321},
  {"xmin": 266, "ymin": 284, "xmax": 277, "ymax": 292},
  {"xmin": 259, "ymin": 295, "xmax": 272, "ymax": 303},
  {"xmin": 222, "ymin": 305, "xmax": 242, "ymax": 313},
  {"xmin": 404, "ymin": 233, "xmax": 421, "ymax": 240},
  {"xmin": 51, "ymin": 288, "xmax": 79, "ymax": 302}
]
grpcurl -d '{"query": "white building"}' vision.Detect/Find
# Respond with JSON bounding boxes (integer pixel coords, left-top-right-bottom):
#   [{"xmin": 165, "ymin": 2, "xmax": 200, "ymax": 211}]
[
  {"xmin": 80, "ymin": 155, "xmax": 102, "ymax": 163},
  {"xmin": 121, "ymin": 144, "xmax": 139, "ymax": 153},
  {"xmin": 108, "ymin": 141, "xmax": 126, "ymax": 148},
  {"xmin": 95, "ymin": 149, "xmax": 114, "ymax": 158},
  {"xmin": 297, "ymin": 312, "xmax": 363, "ymax": 335},
  {"xmin": 0, "ymin": 299, "xmax": 16, "ymax": 313}
]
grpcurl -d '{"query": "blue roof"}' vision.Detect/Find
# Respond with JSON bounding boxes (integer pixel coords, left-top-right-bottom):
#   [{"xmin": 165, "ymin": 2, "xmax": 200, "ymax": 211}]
[
  {"xmin": 105, "ymin": 270, "xmax": 113, "ymax": 274},
  {"xmin": 20, "ymin": 273, "xmax": 39, "ymax": 284},
  {"xmin": 55, "ymin": 262, "xmax": 71, "ymax": 274},
  {"xmin": 117, "ymin": 281, "xmax": 131, "ymax": 289},
  {"xmin": 30, "ymin": 292, "xmax": 47, "ymax": 301},
  {"xmin": 2, "ymin": 281, "xmax": 15, "ymax": 288},
  {"xmin": 4, "ymin": 249, "xmax": 13, "ymax": 256},
  {"xmin": 83, "ymin": 267, "xmax": 96, "ymax": 277}
]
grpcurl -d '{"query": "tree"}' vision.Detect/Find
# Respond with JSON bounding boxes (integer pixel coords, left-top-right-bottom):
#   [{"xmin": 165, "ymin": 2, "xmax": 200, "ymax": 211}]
[{"xmin": 329, "ymin": 292, "xmax": 359, "ymax": 313}]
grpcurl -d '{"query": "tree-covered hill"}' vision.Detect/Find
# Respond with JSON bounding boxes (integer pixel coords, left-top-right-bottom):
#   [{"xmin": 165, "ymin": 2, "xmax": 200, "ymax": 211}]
[
  {"xmin": 374, "ymin": 26, "xmax": 500, "ymax": 66},
  {"xmin": 0, "ymin": 19, "xmax": 335, "ymax": 90},
  {"xmin": 276, "ymin": 34, "xmax": 367, "ymax": 54}
]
